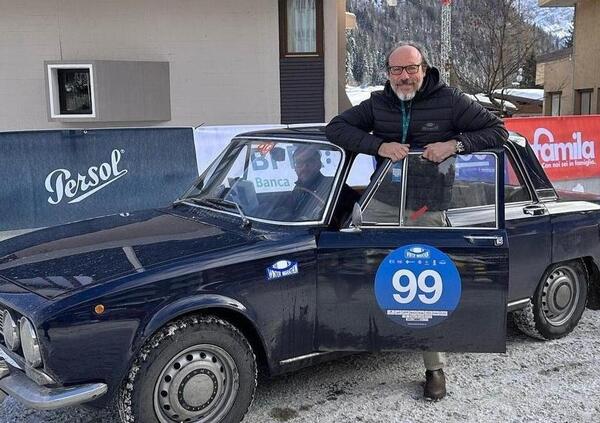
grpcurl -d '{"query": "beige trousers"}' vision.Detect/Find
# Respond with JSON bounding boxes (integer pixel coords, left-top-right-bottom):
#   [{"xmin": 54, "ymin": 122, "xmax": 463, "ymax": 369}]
[{"xmin": 405, "ymin": 209, "xmax": 447, "ymax": 371}]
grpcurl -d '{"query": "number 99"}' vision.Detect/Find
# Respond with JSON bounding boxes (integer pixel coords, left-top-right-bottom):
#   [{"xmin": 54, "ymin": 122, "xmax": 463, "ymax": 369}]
[{"xmin": 392, "ymin": 269, "xmax": 443, "ymax": 305}]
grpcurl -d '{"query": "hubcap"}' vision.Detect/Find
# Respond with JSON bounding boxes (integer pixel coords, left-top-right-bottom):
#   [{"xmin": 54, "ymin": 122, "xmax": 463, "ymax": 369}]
[
  {"xmin": 541, "ymin": 266, "xmax": 580, "ymax": 326},
  {"xmin": 154, "ymin": 344, "xmax": 239, "ymax": 423}
]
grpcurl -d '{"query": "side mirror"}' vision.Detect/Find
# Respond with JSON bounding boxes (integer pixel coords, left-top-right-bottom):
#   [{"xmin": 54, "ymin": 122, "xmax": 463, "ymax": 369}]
[{"xmin": 351, "ymin": 202, "xmax": 363, "ymax": 228}]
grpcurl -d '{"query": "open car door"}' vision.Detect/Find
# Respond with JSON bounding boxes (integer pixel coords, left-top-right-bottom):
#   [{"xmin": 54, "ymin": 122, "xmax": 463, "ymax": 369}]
[{"xmin": 316, "ymin": 151, "xmax": 508, "ymax": 352}]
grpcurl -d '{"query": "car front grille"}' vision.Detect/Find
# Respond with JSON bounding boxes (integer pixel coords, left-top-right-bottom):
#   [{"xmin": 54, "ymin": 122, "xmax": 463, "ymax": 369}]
[{"xmin": 0, "ymin": 307, "xmax": 4, "ymax": 333}]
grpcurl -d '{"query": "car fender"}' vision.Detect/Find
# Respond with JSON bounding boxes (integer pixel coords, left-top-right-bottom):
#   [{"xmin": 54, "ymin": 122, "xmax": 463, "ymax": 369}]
[{"xmin": 134, "ymin": 293, "xmax": 270, "ymax": 366}]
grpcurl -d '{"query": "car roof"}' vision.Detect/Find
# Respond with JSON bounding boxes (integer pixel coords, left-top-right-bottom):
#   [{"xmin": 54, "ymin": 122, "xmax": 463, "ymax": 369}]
[
  {"xmin": 237, "ymin": 125, "xmax": 525, "ymax": 148},
  {"xmin": 235, "ymin": 126, "xmax": 329, "ymax": 142}
]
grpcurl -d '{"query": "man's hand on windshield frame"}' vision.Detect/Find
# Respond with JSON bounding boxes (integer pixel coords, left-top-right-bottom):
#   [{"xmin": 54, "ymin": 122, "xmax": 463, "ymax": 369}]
[
  {"xmin": 378, "ymin": 142, "xmax": 410, "ymax": 162},
  {"xmin": 422, "ymin": 140, "xmax": 458, "ymax": 163}
]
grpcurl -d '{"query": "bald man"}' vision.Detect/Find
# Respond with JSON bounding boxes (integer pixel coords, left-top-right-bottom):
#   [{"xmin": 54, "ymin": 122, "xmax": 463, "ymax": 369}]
[{"xmin": 326, "ymin": 41, "xmax": 508, "ymax": 400}]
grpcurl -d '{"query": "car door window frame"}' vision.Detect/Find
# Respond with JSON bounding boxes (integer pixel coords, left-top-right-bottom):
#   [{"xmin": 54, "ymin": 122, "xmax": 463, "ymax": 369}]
[{"xmin": 346, "ymin": 151, "xmax": 504, "ymax": 231}]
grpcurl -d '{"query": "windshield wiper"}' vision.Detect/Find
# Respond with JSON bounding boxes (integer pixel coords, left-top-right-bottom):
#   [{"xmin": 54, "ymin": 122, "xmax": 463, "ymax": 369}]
[
  {"xmin": 176, "ymin": 197, "xmax": 251, "ymax": 228},
  {"xmin": 203, "ymin": 198, "xmax": 251, "ymax": 228}
]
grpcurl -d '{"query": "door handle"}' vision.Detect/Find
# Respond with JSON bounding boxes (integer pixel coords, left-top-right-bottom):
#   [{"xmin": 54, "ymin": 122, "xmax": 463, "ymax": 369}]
[
  {"xmin": 523, "ymin": 205, "xmax": 546, "ymax": 216},
  {"xmin": 464, "ymin": 235, "xmax": 504, "ymax": 247}
]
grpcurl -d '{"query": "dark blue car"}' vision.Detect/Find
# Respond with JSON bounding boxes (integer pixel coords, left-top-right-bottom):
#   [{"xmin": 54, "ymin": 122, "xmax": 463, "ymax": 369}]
[{"xmin": 0, "ymin": 127, "xmax": 598, "ymax": 423}]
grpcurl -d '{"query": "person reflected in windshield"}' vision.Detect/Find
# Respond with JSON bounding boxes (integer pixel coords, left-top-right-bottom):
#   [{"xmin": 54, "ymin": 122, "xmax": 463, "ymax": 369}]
[{"xmin": 286, "ymin": 145, "xmax": 331, "ymax": 220}]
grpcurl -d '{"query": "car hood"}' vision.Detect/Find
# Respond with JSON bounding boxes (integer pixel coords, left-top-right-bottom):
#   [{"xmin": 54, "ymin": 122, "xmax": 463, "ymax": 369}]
[{"xmin": 0, "ymin": 209, "xmax": 255, "ymax": 299}]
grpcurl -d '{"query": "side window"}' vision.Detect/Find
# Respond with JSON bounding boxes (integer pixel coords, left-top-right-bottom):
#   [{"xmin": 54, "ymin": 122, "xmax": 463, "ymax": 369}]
[
  {"xmin": 359, "ymin": 153, "xmax": 500, "ymax": 229},
  {"xmin": 362, "ymin": 162, "xmax": 402, "ymax": 225},
  {"xmin": 415, "ymin": 153, "xmax": 498, "ymax": 228},
  {"xmin": 504, "ymin": 152, "xmax": 532, "ymax": 203}
]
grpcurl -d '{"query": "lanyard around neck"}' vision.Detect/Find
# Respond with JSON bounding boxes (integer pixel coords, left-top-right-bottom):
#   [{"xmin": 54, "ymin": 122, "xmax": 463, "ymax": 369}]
[{"xmin": 400, "ymin": 100, "xmax": 412, "ymax": 144}]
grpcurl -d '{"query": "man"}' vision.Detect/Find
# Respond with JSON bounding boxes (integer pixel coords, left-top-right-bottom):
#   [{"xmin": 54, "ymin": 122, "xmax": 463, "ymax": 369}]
[
  {"xmin": 326, "ymin": 41, "xmax": 508, "ymax": 401},
  {"xmin": 287, "ymin": 145, "xmax": 330, "ymax": 220}
]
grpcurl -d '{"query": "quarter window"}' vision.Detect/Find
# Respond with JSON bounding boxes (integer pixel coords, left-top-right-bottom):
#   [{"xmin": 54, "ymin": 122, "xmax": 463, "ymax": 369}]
[{"xmin": 504, "ymin": 153, "xmax": 531, "ymax": 203}]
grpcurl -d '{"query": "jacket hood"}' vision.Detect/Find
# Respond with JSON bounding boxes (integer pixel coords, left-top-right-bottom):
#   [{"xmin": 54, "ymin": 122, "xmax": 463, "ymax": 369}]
[
  {"xmin": 382, "ymin": 66, "xmax": 445, "ymax": 103},
  {"xmin": 0, "ymin": 209, "xmax": 254, "ymax": 299}
]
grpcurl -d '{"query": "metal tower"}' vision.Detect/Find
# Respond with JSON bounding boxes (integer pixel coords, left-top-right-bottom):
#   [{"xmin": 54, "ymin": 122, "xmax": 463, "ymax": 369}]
[{"xmin": 440, "ymin": 0, "xmax": 452, "ymax": 83}]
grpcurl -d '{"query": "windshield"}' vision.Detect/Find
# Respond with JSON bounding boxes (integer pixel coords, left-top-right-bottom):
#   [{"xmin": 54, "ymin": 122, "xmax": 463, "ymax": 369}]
[{"xmin": 181, "ymin": 138, "xmax": 344, "ymax": 223}]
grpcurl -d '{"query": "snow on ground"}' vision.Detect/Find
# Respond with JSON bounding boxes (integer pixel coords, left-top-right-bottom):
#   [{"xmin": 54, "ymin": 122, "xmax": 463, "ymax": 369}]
[{"xmin": 2, "ymin": 311, "xmax": 599, "ymax": 423}]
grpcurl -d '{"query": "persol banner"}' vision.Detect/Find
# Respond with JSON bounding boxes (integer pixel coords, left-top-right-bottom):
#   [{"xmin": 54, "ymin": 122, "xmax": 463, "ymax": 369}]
[
  {"xmin": 0, "ymin": 128, "xmax": 198, "ymax": 231},
  {"xmin": 505, "ymin": 115, "xmax": 599, "ymax": 180}
]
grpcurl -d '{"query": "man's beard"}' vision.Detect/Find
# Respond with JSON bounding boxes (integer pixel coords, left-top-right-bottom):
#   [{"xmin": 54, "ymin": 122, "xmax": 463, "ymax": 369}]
[{"xmin": 393, "ymin": 79, "xmax": 423, "ymax": 101}]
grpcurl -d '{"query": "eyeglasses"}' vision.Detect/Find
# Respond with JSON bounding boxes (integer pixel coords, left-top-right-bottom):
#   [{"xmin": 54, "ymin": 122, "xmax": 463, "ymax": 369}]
[{"xmin": 387, "ymin": 64, "xmax": 423, "ymax": 75}]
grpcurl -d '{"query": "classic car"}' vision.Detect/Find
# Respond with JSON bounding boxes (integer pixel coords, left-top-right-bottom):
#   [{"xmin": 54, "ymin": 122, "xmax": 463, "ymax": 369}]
[{"xmin": 0, "ymin": 127, "xmax": 599, "ymax": 423}]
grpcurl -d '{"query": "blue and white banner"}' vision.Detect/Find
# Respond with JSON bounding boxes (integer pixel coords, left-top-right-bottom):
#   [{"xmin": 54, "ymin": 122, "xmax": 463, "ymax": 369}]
[{"xmin": 0, "ymin": 128, "xmax": 198, "ymax": 231}]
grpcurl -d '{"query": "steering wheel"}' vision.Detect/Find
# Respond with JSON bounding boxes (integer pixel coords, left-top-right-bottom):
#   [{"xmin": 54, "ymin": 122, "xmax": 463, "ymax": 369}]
[{"xmin": 295, "ymin": 186, "xmax": 326, "ymax": 206}]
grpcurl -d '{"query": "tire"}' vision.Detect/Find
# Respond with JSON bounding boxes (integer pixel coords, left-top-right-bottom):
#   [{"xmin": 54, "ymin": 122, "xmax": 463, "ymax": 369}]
[
  {"xmin": 118, "ymin": 315, "xmax": 257, "ymax": 423},
  {"xmin": 513, "ymin": 260, "xmax": 587, "ymax": 340}
]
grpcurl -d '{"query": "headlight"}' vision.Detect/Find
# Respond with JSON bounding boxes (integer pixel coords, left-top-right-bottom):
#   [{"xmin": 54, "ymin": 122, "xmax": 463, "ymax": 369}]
[
  {"xmin": 19, "ymin": 318, "xmax": 42, "ymax": 368},
  {"xmin": 2, "ymin": 310, "xmax": 20, "ymax": 351}
]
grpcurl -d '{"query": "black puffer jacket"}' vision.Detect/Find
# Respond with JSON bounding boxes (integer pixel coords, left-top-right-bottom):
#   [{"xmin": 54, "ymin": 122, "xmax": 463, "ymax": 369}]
[{"xmin": 325, "ymin": 67, "xmax": 508, "ymax": 156}]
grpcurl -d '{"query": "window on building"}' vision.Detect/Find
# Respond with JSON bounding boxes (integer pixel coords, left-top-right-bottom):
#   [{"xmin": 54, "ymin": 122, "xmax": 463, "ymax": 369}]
[
  {"xmin": 47, "ymin": 64, "xmax": 95, "ymax": 118},
  {"xmin": 577, "ymin": 89, "xmax": 592, "ymax": 115},
  {"xmin": 279, "ymin": 0, "xmax": 323, "ymax": 57},
  {"xmin": 57, "ymin": 69, "xmax": 92, "ymax": 115},
  {"xmin": 550, "ymin": 92, "xmax": 561, "ymax": 116}
]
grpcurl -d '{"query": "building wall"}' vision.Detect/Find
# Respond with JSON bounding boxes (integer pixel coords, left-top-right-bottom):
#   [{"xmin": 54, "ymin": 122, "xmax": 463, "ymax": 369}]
[
  {"xmin": 572, "ymin": 0, "xmax": 600, "ymax": 113},
  {"xmin": 0, "ymin": 0, "xmax": 285, "ymax": 130},
  {"xmin": 542, "ymin": 57, "xmax": 574, "ymax": 115}
]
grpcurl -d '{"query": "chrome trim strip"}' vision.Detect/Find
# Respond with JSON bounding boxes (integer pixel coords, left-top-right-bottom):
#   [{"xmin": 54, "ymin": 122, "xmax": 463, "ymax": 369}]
[
  {"xmin": 0, "ymin": 343, "xmax": 55, "ymax": 385},
  {"xmin": 0, "ymin": 361, "xmax": 107, "ymax": 410},
  {"xmin": 279, "ymin": 351, "xmax": 330, "ymax": 365},
  {"xmin": 507, "ymin": 298, "xmax": 530, "ymax": 309},
  {"xmin": 545, "ymin": 201, "xmax": 600, "ymax": 215},
  {"xmin": 0, "ymin": 345, "xmax": 21, "ymax": 369}
]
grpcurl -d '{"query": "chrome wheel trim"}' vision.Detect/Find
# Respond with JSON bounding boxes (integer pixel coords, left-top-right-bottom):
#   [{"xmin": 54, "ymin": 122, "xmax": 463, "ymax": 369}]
[
  {"xmin": 541, "ymin": 266, "xmax": 580, "ymax": 327},
  {"xmin": 153, "ymin": 344, "xmax": 239, "ymax": 423}
]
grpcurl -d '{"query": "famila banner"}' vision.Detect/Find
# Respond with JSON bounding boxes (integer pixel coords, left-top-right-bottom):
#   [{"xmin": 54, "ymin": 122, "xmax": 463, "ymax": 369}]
[{"xmin": 505, "ymin": 115, "xmax": 599, "ymax": 181}]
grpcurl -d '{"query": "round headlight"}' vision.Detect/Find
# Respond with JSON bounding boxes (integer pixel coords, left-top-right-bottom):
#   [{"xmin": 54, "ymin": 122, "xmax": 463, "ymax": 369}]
[
  {"xmin": 19, "ymin": 318, "xmax": 42, "ymax": 368},
  {"xmin": 3, "ymin": 310, "xmax": 20, "ymax": 351}
]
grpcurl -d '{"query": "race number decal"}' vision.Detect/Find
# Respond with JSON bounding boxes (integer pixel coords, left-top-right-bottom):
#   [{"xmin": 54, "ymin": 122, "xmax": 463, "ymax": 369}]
[{"xmin": 374, "ymin": 244, "xmax": 461, "ymax": 328}]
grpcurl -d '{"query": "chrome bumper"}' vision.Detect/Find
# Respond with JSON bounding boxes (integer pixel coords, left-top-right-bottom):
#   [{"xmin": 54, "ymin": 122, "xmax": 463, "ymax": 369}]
[{"xmin": 0, "ymin": 356, "xmax": 108, "ymax": 410}]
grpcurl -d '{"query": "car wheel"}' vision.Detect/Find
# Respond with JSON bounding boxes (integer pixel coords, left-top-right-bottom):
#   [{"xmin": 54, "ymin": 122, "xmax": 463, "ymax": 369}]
[
  {"xmin": 513, "ymin": 261, "xmax": 587, "ymax": 340},
  {"xmin": 118, "ymin": 315, "xmax": 257, "ymax": 423}
]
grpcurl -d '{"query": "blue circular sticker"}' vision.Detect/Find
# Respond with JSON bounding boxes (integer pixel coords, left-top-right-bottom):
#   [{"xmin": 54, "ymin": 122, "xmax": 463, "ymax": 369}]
[{"xmin": 374, "ymin": 244, "xmax": 462, "ymax": 328}]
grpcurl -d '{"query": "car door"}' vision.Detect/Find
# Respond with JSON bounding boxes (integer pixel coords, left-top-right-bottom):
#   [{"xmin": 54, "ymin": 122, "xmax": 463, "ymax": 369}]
[
  {"xmin": 316, "ymin": 151, "xmax": 508, "ymax": 353},
  {"xmin": 503, "ymin": 146, "xmax": 551, "ymax": 306}
]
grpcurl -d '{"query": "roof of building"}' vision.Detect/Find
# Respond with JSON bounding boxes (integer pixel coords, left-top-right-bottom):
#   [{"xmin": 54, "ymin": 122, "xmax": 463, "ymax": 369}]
[
  {"xmin": 467, "ymin": 94, "xmax": 518, "ymax": 111},
  {"xmin": 492, "ymin": 88, "xmax": 544, "ymax": 103},
  {"xmin": 537, "ymin": 47, "xmax": 573, "ymax": 64}
]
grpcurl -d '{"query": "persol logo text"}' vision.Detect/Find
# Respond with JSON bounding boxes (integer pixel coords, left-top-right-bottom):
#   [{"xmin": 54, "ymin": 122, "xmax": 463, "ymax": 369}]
[{"xmin": 45, "ymin": 149, "xmax": 128, "ymax": 205}]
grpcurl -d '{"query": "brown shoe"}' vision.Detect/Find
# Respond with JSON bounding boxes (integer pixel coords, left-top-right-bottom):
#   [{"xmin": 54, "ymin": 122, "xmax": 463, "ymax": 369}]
[{"xmin": 424, "ymin": 369, "xmax": 446, "ymax": 401}]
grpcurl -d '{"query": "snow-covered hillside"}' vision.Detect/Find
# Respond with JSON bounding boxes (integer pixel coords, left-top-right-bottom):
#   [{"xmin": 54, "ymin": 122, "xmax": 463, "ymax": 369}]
[{"xmin": 521, "ymin": 0, "xmax": 574, "ymax": 41}]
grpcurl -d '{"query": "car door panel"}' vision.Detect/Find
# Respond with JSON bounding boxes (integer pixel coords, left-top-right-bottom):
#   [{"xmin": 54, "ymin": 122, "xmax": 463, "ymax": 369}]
[{"xmin": 316, "ymin": 229, "xmax": 508, "ymax": 353}]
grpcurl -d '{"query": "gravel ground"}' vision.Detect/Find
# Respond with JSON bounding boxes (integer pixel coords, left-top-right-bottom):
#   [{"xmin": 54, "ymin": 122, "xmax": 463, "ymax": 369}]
[{"xmin": 1, "ymin": 310, "xmax": 599, "ymax": 423}]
